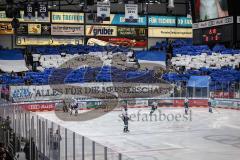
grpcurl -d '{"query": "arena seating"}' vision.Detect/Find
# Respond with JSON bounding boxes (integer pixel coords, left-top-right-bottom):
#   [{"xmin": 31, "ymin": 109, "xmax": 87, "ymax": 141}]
[
  {"xmin": 1, "ymin": 42, "xmax": 239, "ymax": 93},
  {"xmin": 0, "ymin": 65, "xmax": 158, "ymax": 85},
  {"xmin": 29, "ymin": 45, "xmax": 135, "ymax": 70},
  {"xmin": 135, "ymin": 51, "xmax": 166, "ymax": 68},
  {"xmin": 148, "ymin": 39, "xmax": 240, "ymax": 92},
  {"xmin": 162, "ymin": 67, "xmax": 240, "ymax": 91},
  {"xmin": 150, "ymin": 39, "xmax": 192, "ymax": 51},
  {"xmin": 0, "ymin": 49, "xmax": 29, "ymax": 73},
  {"xmin": 171, "ymin": 52, "xmax": 240, "ymax": 70}
]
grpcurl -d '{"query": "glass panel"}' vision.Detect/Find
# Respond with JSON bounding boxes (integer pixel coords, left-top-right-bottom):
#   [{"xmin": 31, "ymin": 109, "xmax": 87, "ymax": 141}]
[
  {"xmin": 107, "ymin": 148, "xmax": 119, "ymax": 160},
  {"xmin": 122, "ymin": 155, "xmax": 133, "ymax": 160},
  {"xmin": 66, "ymin": 129, "xmax": 74, "ymax": 160},
  {"xmin": 47, "ymin": 120, "xmax": 54, "ymax": 159},
  {"xmin": 95, "ymin": 142, "xmax": 105, "ymax": 160},
  {"xmin": 84, "ymin": 137, "xmax": 93, "ymax": 160},
  {"xmin": 50, "ymin": 122, "xmax": 61, "ymax": 160},
  {"xmin": 59, "ymin": 125, "xmax": 65, "ymax": 160},
  {"xmin": 75, "ymin": 134, "xmax": 83, "ymax": 160}
]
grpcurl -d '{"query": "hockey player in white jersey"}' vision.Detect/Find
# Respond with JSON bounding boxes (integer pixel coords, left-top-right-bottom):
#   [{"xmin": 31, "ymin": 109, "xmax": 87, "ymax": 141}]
[
  {"xmin": 70, "ymin": 97, "xmax": 78, "ymax": 116},
  {"xmin": 150, "ymin": 101, "xmax": 158, "ymax": 116}
]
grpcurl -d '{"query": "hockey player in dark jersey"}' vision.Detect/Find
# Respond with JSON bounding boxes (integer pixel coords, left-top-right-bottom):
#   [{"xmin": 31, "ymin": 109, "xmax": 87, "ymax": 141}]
[
  {"xmin": 184, "ymin": 97, "xmax": 189, "ymax": 115},
  {"xmin": 208, "ymin": 97, "xmax": 213, "ymax": 113},
  {"xmin": 150, "ymin": 101, "xmax": 158, "ymax": 116}
]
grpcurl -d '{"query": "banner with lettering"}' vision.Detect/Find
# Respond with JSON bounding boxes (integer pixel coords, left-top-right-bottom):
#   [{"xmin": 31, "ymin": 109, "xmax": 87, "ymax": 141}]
[
  {"xmin": 125, "ymin": 4, "xmax": 138, "ymax": 23},
  {"xmin": 10, "ymin": 85, "xmax": 62, "ymax": 102},
  {"xmin": 117, "ymin": 27, "xmax": 147, "ymax": 37},
  {"xmin": 148, "ymin": 16, "xmax": 176, "ymax": 26},
  {"xmin": 16, "ymin": 36, "xmax": 84, "ymax": 46},
  {"xmin": 177, "ymin": 17, "xmax": 192, "ymax": 27},
  {"xmin": 98, "ymin": 37, "xmax": 148, "ymax": 47},
  {"xmin": 20, "ymin": 102, "xmax": 56, "ymax": 112},
  {"xmin": 97, "ymin": 1, "xmax": 110, "ymax": 21},
  {"xmin": 148, "ymin": 27, "xmax": 193, "ymax": 38},
  {"xmin": 112, "ymin": 14, "xmax": 146, "ymax": 26},
  {"xmin": 86, "ymin": 25, "xmax": 117, "ymax": 36},
  {"xmin": 52, "ymin": 12, "xmax": 84, "ymax": 24},
  {"xmin": 51, "ymin": 24, "xmax": 84, "ymax": 36},
  {"xmin": 0, "ymin": 23, "xmax": 14, "ymax": 34}
]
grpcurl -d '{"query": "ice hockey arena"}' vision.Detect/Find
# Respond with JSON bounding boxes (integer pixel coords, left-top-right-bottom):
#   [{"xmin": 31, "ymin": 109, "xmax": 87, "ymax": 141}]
[{"xmin": 0, "ymin": 0, "xmax": 240, "ymax": 160}]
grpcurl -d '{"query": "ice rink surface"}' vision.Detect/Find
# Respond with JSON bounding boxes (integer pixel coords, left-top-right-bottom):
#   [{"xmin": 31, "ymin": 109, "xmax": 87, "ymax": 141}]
[{"xmin": 36, "ymin": 107, "xmax": 240, "ymax": 160}]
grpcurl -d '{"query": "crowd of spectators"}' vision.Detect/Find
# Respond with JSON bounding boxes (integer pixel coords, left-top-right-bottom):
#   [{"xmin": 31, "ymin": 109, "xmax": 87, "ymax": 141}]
[{"xmin": 0, "ymin": 116, "xmax": 13, "ymax": 160}]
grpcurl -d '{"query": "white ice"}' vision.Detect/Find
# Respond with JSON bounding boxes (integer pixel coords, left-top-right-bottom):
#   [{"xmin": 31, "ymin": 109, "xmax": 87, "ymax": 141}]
[{"xmin": 35, "ymin": 107, "xmax": 240, "ymax": 160}]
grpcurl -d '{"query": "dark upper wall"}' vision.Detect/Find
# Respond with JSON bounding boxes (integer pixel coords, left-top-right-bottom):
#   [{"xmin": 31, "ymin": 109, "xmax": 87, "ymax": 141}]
[{"xmin": 0, "ymin": 0, "xmax": 188, "ymax": 16}]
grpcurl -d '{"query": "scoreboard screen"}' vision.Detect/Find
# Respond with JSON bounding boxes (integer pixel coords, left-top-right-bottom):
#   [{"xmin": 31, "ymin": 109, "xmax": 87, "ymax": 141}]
[
  {"xmin": 193, "ymin": 24, "xmax": 233, "ymax": 44},
  {"xmin": 202, "ymin": 28, "xmax": 222, "ymax": 43}
]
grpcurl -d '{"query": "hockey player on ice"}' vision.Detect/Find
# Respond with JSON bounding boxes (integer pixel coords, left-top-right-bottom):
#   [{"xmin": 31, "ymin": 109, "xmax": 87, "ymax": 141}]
[
  {"xmin": 70, "ymin": 97, "xmax": 78, "ymax": 116},
  {"xmin": 208, "ymin": 97, "xmax": 214, "ymax": 113},
  {"xmin": 184, "ymin": 97, "xmax": 189, "ymax": 115},
  {"xmin": 150, "ymin": 101, "xmax": 158, "ymax": 116},
  {"xmin": 121, "ymin": 103, "xmax": 130, "ymax": 133}
]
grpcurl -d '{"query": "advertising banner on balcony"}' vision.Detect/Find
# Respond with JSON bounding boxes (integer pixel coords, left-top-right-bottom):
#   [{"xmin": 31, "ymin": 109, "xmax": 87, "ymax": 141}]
[
  {"xmin": 52, "ymin": 12, "xmax": 84, "ymax": 24},
  {"xmin": 10, "ymin": 85, "xmax": 62, "ymax": 102},
  {"xmin": 117, "ymin": 27, "xmax": 147, "ymax": 37},
  {"xmin": 86, "ymin": 14, "xmax": 147, "ymax": 26},
  {"xmin": 112, "ymin": 14, "xmax": 146, "ymax": 26},
  {"xmin": 51, "ymin": 24, "xmax": 84, "ymax": 36},
  {"xmin": 125, "ymin": 4, "xmax": 138, "ymax": 23},
  {"xmin": 16, "ymin": 36, "xmax": 84, "ymax": 46},
  {"xmin": 148, "ymin": 27, "xmax": 193, "ymax": 38},
  {"xmin": 41, "ymin": 23, "xmax": 51, "ymax": 35},
  {"xmin": 0, "ymin": 23, "xmax": 14, "ymax": 34},
  {"xmin": 177, "ymin": 17, "xmax": 192, "ymax": 27},
  {"xmin": 16, "ymin": 23, "xmax": 28, "ymax": 35},
  {"xmin": 86, "ymin": 25, "xmax": 117, "ymax": 36},
  {"xmin": 97, "ymin": 37, "xmax": 148, "ymax": 47},
  {"xmin": 97, "ymin": 1, "xmax": 110, "ymax": 21},
  {"xmin": 212, "ymin": 99, "xmax": 240, "ymax": 109},
  {"xmin": 20, "ymin": 102, "xmax": 56, "ymax": 112},
  {"xmin": 148, "ymin": 16, "xmax": 176, "ymax": 27},
  {"xmin": 28, "ymin": 24, "xmax": 41, "ymax": 35}
]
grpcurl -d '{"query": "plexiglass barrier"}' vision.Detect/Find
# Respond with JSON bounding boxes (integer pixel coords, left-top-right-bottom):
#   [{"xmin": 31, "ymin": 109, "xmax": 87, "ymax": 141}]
[{"xmin": 0, "ymin": 104, "xmax": 133, "ymax": 160}]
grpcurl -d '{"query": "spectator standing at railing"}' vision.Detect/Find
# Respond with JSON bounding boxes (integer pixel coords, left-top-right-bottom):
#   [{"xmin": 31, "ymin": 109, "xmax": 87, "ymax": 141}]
[
  {"xmin": 0, "ymin": 146, "xmax": 7, "ymax": 160},
  {"xmin": 4, "ymin": 116, "xmax": 11, "ymax": 130},
  {"xmin": 166, "ymin": 42, "xmax": 173, "ymax": 66},
  {"xmin": 53, "ymin": 130, "xmax": 62, "ymax": 150},
  {"xmin": 23, "ymin": 142, "xmax": 30, "ymax": 160},
  {"xmin": 62, "ymin": 100, "xmax": 68, "ymax": 112},
  {"xmin": 0, "ymin": 143, "xmax": 11, "ymax": 160}
]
